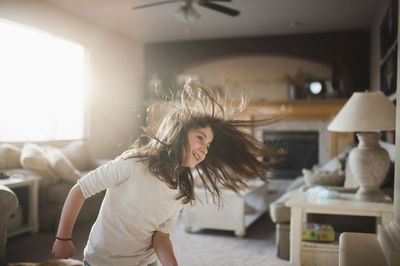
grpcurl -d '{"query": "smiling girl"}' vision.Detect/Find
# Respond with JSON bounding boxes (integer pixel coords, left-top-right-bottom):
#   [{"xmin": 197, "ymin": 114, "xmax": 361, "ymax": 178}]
[{"xmin": 52, "ymin": 80, "xmax": 278, "ymax": 266}]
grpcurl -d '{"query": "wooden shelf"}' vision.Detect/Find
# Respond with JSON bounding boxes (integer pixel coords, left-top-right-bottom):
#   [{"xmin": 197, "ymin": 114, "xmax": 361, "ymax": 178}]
[{"xmin": 247, "ymin": 99, "xmax": 348, "ymax": 121}]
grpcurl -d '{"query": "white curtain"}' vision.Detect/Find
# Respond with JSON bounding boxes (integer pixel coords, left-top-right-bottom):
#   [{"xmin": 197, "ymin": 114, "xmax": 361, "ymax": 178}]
[{"xmin": 0, "ymin": 19, "xmax": 86, "ymax": 141}]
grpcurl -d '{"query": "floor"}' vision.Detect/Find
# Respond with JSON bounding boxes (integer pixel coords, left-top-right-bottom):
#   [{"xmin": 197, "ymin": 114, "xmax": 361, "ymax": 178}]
[{"xmin": 6, "ymin": 180, "xmax": 291, "ymax": 265}]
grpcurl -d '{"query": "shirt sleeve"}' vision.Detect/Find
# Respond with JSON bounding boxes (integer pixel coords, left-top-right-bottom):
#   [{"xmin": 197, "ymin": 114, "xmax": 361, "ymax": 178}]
[
  {"xmin": 157, "ymin": 207, "xmax": 182, "ymax": 235},
  {"xmin": 78, "ymin": 157, "xmax": 133, "ymax": 198}
]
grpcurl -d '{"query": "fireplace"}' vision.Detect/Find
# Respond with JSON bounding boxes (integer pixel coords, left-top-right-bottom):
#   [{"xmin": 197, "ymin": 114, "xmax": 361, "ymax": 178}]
[
  {"xmin": 254, "ymin": 120, "xmax": 331, "ymax": 179},
  {"xmin": 263, "ymin": 131, "xmax": 319, "ymax": 179}
]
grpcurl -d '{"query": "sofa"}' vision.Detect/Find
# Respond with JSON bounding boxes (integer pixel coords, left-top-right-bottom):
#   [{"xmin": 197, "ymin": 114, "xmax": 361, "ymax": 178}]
[
  {"xmin": 0, "ymin": 140, "xmax": 105, "ymax": 232},
  {"xmin": 269, "ymin": 141, "xmax": 395, "ymax": 260}
]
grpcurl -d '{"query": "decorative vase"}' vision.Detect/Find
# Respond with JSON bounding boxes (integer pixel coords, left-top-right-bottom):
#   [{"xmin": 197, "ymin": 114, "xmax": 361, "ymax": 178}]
[{"xmin": 348, "ymin": 132, "xmax": 390, "ymax": 202}]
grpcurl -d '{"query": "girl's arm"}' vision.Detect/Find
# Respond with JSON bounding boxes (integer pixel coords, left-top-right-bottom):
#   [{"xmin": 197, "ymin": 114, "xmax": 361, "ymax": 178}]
[
  {"xmin": 52, "ymin": 183, "xmax": 85, "ymax": 259},
  {"xmin": 152, "ymin": 231, "xmax": 178, "ymax": 266}
]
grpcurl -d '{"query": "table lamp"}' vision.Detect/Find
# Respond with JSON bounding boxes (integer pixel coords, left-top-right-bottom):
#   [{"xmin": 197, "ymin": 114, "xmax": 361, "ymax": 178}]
[{"xmin": 327, "ymin": 91, "xmax": 396, "ymax": 202}]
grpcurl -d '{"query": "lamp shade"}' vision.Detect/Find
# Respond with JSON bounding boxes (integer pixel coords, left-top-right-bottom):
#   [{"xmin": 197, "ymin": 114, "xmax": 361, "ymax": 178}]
[{"xmin": 327, "ymin": 91, "xmax": 396, "ymax": 132}]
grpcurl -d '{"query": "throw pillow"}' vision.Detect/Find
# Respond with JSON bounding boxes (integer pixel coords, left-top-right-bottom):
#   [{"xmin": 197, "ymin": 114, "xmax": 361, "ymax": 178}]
[
  {"xmin": 312, "ymin": 157, "xmax": 343, "ymax": 172},
  {"xmin": 303, "ymin": 168, "xmax": 345, "ymax": 186},
  {"xmin": 61, "ymin": 140, "xmax": 94, "ymax": 171},
  {"xmin": 20, "ymin": 143, "xmax": 58, "ymax": 184},
  {"xmin": 0, "ymin": 143, "xmax": 22, "ymax": 169},
  {"xmin": 45, "ymin": 146, "xmax": 82, "ymax": 183}
]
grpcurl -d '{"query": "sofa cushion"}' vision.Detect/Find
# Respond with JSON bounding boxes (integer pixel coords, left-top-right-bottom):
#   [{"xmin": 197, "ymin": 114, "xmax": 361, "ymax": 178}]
[
  {"xmin": 0, "ymin": 143, "xmax": 22, "ymax": 169},
  {"xmin": 269, "ymin": 178, "xmax": 305, "ymax": 224},
  {"xmin": 61, "ymin": 140, "xmax": 94, "ymax": 171},
  {"xmin": 20, "ymin": 143, "xmax": 58, "ymax": 185},
  {"xmin": 270, "ymin": 189, "xmax": 296, "ymax": 223},
  {"xmin": 302, "ymin": 145, "xmax": 353, "ymax": 187},
  {"xmin": 45, "ymin": 146, "xmax": 82, "ymax": 183}
]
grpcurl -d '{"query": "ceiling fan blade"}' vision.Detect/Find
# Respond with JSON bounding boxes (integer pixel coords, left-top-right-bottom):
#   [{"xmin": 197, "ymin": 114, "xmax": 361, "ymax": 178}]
[
  {"xmin": 198, "ymin": 1, "xmax": 240, "ymax": 16},
  {"xmin": 132, "ymin": 0, "xmax": 181, "ymax": 9}
]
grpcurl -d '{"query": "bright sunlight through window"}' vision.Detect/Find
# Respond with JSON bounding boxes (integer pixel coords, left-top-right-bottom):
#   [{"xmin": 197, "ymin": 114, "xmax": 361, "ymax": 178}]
[{"xmin": 0, "ymin": 19, "xmax": 86, "ymax": 142}]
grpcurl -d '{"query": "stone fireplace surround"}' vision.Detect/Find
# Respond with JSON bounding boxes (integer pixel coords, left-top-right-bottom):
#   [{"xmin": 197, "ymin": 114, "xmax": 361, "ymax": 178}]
[
  {"xmin": 254, "ymin": 120, "xmax": 331, "ymax": 167},
  {"xmin": 247, "ymin": 99, "xmax": 352, "ymax": 176}
]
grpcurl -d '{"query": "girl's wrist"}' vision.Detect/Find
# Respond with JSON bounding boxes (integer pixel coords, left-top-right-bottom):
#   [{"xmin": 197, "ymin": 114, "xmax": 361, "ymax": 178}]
[{"xmin": 55, "ymin": 236, "xmax": 72, "ymax": 241}]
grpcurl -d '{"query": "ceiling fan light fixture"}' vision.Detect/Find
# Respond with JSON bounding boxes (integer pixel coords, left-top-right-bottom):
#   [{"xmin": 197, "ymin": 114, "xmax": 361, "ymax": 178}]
[{"xmin": 175, "ymin": 5, "xmax": 200, "ymax": 22}]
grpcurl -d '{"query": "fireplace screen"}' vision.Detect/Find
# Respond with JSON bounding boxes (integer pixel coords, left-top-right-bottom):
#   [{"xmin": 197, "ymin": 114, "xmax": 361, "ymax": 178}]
[{"xmin": 263, "ymin": 131, "xmax": 319, "ymax": 179}]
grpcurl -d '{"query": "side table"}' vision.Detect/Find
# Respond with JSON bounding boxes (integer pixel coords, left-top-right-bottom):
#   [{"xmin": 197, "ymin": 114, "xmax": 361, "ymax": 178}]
[
  {"xmin": 286, "ymin": 191, "xmax": 393, "ymax": 266},
  {"xmin": 0, "ymin": 173, "xmax": 41, "ymax": 237}
]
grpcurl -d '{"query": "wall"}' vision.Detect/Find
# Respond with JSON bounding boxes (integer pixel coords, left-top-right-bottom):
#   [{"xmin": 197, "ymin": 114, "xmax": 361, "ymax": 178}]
[
  {"xmin": 0, "ymin": 0, "xmax": 145, "ymax": 159},
  {"xmin": 145, "ymin": 32, "xmax": 370, "ymax": 100},
  {"xmin": 179, "ymin": 55, "xmax": 332, "ymax": 101}
]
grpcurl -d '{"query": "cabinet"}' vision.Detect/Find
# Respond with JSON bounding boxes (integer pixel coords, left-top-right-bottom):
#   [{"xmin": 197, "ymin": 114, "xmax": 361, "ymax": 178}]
[{"xmin": 0, "ymin": 174, "xmax": 40, "ymax": 237}]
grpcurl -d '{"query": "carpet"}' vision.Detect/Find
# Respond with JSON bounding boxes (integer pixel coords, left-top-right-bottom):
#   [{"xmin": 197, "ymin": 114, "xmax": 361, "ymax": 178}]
[
  {"xmin": 172, "ymin": 213, "xmax": 290, "ymax": 266},
  {"xmin": 6, "ymin": 211, "xmax": 289, "ymax": 266}
]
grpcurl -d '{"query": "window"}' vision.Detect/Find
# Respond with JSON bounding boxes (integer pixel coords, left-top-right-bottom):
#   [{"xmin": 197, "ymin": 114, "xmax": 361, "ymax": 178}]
[{"xmin": 0, "ymin": 19, "xmax": 86, "ymax": 141}]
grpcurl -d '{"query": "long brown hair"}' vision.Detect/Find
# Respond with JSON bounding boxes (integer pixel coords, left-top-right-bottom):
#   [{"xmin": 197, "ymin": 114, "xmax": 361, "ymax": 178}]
[{"xmin": 123, "ymin": 80, "xmax": 280, "ymax": 204}]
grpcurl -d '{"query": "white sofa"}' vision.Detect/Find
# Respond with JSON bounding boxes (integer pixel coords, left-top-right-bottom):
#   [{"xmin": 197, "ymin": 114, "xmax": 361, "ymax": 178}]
[{"xmin": 0, "ymin": 140, "xmax": 105, "ymax": 232}]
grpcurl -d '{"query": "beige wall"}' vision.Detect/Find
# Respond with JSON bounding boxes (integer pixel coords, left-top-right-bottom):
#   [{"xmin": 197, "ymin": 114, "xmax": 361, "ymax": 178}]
[
  {"xmin": 0, "ymin": 0, "xmax": 145, "ymax": 159},
  {"xmin": 180, "ymin": 55, "xmax": 332, "ymax": 101}
]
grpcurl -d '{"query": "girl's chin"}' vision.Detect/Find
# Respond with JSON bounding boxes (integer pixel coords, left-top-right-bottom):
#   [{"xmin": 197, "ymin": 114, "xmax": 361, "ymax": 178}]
[
  {"xmin": 189, "ymin": 161, "xmax": 199, "ymax": 168},
  {"xmin": 184, "ymin": 158, "xmax": 201, "ymax": 168},
  {"xmin": 183, "ymin": 161, "xmax": 196, "ymax": 168}
]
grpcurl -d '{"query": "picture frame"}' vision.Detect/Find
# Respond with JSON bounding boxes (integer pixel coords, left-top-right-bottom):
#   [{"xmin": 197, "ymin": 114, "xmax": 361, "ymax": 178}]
[
  {"xmin": 380, "ymin": 45, "xmax": 397, "ymax": 96},
  {"xmin": 380, "ymin": 0, "xmax": 398, "ymax": 59}
]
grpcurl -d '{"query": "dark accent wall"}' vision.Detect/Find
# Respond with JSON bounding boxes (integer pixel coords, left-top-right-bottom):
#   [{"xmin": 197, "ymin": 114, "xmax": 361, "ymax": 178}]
[{"xmin": 145, "ymin": 31, "xmax": 370, "ymax": 99}]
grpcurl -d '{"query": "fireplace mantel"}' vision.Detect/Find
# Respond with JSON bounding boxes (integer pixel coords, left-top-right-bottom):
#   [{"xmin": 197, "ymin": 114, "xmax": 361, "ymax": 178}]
[
  {"xmin": 247, "ymin": 99, "xmax": 354, "ymax": 159},
  {"xmin": 248, "ymin": 99, "xmax": 348, "ymax": 121}
]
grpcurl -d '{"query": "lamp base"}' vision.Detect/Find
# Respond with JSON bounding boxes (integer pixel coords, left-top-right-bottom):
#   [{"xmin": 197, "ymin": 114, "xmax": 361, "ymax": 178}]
[
  {"xmin": 355, "ymin": 186, "xmax": 385, "ymax": 202},
  {"xmin": 349, "ymin": 132, "xmax": 390, "ymax": 203}
]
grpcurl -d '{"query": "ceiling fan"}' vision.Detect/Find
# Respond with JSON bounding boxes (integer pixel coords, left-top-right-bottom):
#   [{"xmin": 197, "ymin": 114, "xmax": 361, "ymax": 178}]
[{"xmin": 132, "ymin": 0, "xmax": 240, "ymax": 21}]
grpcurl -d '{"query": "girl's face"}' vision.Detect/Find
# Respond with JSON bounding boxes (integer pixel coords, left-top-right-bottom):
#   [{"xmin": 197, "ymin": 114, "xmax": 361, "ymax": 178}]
[{"xmin": 183, "ymin": 125, "xmax": 214, "ymax": 168}]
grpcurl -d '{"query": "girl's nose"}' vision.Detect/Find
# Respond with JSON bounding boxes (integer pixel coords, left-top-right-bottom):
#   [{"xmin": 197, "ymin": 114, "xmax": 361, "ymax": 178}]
[{"xmin": 199, "ymin": 145, "xmax": 208, "ymax": 155}]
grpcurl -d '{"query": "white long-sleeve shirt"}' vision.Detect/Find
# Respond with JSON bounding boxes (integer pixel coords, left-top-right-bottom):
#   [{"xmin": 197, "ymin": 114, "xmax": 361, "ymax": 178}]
[{"xmin": 78, "ymin": 157, "xmax": 183, "ymax": 266}]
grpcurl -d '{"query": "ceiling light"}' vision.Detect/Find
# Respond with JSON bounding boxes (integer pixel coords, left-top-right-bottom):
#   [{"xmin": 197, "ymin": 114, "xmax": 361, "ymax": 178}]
[
  {"xmin": 289, "ymin": 21, "xmax": 299, "ymax": 27},
  {"xmin": 175, "ymin": 4, "xmax": 200, "ymax": 22}
]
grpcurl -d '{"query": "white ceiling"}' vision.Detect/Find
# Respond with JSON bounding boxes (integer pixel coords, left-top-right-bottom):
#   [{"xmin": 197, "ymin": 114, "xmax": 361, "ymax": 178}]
[{"xmin": 40, "ymin": 0, "xmax": 381, "ymax": 43}]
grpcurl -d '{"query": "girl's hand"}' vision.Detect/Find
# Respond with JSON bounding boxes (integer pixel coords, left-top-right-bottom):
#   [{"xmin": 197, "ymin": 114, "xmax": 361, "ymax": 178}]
[{"xmin": 52, "ymin": 239, "xmax": 75, "ymax": 259}]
